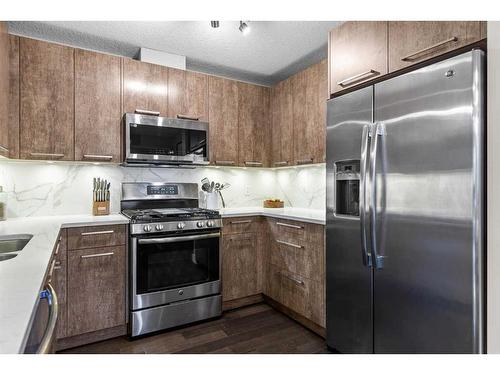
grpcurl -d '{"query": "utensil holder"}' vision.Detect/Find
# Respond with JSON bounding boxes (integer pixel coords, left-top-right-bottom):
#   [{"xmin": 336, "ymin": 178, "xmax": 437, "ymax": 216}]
[
  {"xmin": 205, "ymin": 192, "xmax": 219, "ymax": 210},
  {"xmin": 92, "ymin": 201, "xmax": 110, "ymax": 216}
]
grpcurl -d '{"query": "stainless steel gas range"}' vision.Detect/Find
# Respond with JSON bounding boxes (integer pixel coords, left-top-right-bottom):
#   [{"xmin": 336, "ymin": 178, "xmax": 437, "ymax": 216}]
[{"xmin": 121, "ymin": 182, "xmax": 222, "ymax": 337}]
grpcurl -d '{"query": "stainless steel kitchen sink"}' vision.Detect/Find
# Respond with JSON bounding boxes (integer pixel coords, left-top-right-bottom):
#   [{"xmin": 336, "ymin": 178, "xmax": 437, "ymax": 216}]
[{"xmin": 0, "ymin": 234, "xmax": 33, "ymax": 261}]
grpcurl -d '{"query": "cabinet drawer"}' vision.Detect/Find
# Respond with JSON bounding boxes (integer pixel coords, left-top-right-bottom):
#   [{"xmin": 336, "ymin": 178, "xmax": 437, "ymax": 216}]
[
  {"xmin": 222, "ymin": 216, "xmax": 261, "ymax": 234},
  {"xmin": 67, "ymin": 225, "xmax": 126, "ymax": 250},
  {"xmin": 268, "ymin": 218, "xmax": 324, "ymax": 244}
]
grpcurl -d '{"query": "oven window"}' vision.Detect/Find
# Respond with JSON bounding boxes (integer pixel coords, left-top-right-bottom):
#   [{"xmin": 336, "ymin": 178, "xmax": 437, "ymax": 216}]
[
  {"xmin": 130, "ymin": 124, "xmax": 207, "ymax": 158},
  {"xmin": 136, "ymin": 235, "xmax": 219, "ymax": 294}
]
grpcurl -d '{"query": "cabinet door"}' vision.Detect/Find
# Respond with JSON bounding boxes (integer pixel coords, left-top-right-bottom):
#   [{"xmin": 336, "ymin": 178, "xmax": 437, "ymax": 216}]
[
  {"xmin": 208, "ymin": 76, "xmax": 239, "ymax": 166},
  {"xmin": 8, "ymin": 35, "xmax": 19, "ymax": 159},
  {"xmin": 270, "ymin": 78, "xmax": 293, "ymax": 167},
  {"xmin": 67, "ymin": 246, "xmax": 126, "ymax": 336},
  {"xmin": 316, "ymin": 59, "xmax": 328, "ymax": 163},
  {"xmin": 329, "ymin": 22, "xmax": 388, "ymax": 95},
  {"xmin": 222, "ymin": 233, "xmax": 260, "ymax": 301},
  {"xmin": 20, "ymin": 37, "xmax": 74, "ymax": 160},
  {"xmin": 388, "ymin": 22, "xmax": 483, "ymax": 72},
  {"xmin": 237, "ymin": 82, "xmax": 270, "ymax": 167},
  {"xmin": 0, "ymin": 22, "xmax": 8, "ymax": 157},
  {"xmin": 122, "ymin": 58, "xmax": 168, "ymax": 116},
  {"xmin": 168, "ymin": 68, "xmax": 208, "ymax": 121},
  {"xmin": 75, "ymin": 49, "xmax": 121, "ymax": 162}
]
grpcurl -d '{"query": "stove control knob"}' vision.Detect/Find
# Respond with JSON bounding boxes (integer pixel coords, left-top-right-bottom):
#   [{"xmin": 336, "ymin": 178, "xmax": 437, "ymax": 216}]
[
  {"xmin": 155, "ymin": 224, "xmax": 164, "ymax": 231},
  {"xmin": 197, "ymin": 221, "xmax": 205, "ymax": 228},
  {"xmin": 143, "ymin": 225, "xmax": 152, "ymax": 233},
  {"xmin": 177, "ymin": 222, "xmax": 186, "ymax": 230},
  {"xmin": 207, "ymin": 220, "xmax": 215, "ymax": 227}
]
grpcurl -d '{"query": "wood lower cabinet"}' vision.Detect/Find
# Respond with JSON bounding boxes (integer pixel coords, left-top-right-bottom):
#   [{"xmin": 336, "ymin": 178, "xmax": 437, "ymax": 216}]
[
  {"xmin": 208, "ymin": 76, "xmax": 239, "ymax": 166},
  {"xmin": 122, "ymin": 58, "xmax": 169, "ymax": 116},
  {"xmin": 67, "ymin": 245, "xmax": 126, "ymax": 337},
  {"xmin": 270, "ymin": 78, "xmax": 293, "ymax": 167},
  {"xmin": 168, "ymin": 68, "xmax": 208, "ymax": 121},
  {"xmin": 237, "ymin": 82, "xmax": 270, "ymax": 167},
  {"xmin": 328, "ymin": 21, "xmax": 388, "ymax": 95},
  {"xmin": 19, "ymin": 37, "xmax": 74, "ymax": 161},
  {"xmin": 75, "ymin": 49, "xmax": 122, "ymax": 162},
  {"xmin": 0, "ymin": 22, "xmax": 8, "ymax": 157}
]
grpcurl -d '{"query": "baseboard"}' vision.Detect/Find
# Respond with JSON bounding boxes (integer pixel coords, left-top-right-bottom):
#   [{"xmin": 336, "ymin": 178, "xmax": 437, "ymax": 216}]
[
  {"xmin": 263, "ymin": 295, "xmax": 326, "ymax": 338},
  {"xmin": 222, "ymin": 294, "xmax": 264, "ymax": 311},
  {"xmin": 56, "ymin": 324, "xmax": 127, "ymax": 351}
]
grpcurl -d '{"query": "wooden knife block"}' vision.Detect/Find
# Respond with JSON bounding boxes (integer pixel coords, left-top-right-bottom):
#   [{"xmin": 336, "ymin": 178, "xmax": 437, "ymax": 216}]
[{"xmin": 92, "ymin": 201, "xmax": 110, "ymax": 216}]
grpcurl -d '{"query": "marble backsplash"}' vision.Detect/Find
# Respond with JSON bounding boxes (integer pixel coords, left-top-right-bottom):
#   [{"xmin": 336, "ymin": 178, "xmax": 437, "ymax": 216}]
[{"xmin": 0, "ymin": 160, "xmax": 326, "ymax": 218}]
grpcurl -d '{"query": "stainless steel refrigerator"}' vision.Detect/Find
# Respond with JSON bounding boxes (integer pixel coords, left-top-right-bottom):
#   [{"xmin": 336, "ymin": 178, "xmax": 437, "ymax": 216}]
[{"xmin": 326, "ymin": 50, "xmax": 485, "ymax": 354}]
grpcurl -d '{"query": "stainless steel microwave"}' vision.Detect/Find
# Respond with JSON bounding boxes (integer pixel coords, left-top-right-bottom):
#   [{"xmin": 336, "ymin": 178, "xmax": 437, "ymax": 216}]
[{"xmin": 123, "ymin": 112, "xmax": 209, "ymax": 166}]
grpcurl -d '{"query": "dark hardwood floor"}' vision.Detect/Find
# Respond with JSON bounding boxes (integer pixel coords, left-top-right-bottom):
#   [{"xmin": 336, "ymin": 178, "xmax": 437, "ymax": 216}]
[{"xmin": 60, "ymin": 303, "xmax": 330, "ymax": 354}]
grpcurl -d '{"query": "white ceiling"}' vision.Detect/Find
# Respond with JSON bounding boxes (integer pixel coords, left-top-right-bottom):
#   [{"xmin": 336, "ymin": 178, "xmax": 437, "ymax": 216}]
[{"xmin": 8, "ymin": 21, "xmax": 341, "ymax": 86}]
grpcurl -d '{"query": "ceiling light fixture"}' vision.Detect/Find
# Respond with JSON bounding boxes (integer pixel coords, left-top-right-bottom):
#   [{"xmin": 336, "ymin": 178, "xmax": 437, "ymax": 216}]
[
  {"xmin": 239, "ymin": 21, "xmax": 250, "ymax": 35},
  {"xmin": 210, "ymin": 21, "xmax": 220, "ymax": 28}
]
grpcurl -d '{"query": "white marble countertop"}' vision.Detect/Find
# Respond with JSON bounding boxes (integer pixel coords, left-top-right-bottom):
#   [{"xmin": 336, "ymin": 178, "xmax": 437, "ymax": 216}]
[
  {"xmin": 0, "ymin": 214, "xmax": 129, "ymax": 354},
  {"xmin": 219, "ymin": 207, "xmax": 325, "ymax": 225}
]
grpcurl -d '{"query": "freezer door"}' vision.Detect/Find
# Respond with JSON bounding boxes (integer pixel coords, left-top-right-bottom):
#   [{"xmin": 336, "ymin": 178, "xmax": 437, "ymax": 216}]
[
  {"xmin": 373, "ymin": 50, "xmax": 484, "ymax": 353},
  {"xmin": 326, "ymin": 86, "xmax": 374, "ymax": 353}
]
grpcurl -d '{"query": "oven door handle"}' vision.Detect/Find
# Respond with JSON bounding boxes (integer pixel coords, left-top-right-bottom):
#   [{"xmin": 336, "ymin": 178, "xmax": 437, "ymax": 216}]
[{"xmin": 137, "ymin": 232, "xmax": 220, "ymax": 245}]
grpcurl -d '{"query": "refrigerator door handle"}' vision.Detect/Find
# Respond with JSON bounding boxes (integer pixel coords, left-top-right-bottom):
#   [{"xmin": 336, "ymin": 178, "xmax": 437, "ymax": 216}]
[
  {"xmin": 369, "ymin": 122, "xmax": 386, "ymax": 269},
  {"xmin": 359, "ymin": 124, "xmax": 372, "ymax": 267}
]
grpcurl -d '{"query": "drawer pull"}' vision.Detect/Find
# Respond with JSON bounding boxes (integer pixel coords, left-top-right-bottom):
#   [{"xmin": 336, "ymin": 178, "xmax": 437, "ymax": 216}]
[
  {"xmin": 283, "ymin": 274, "xmax": 305, "ymax": 286},
  {"xmin": 135, "ymin": 109, "xmax": 160, "ymax": 116},
  {"xmin": 48, "ymin": 259, "xmax": 57, "ymax": 281},
  {"xmin": 337, "ymin": 70, "xmax": 380, "ymax": 87},
  {"xmin": 53, "ymin": 266, "xmax": 62, "ymax": 271},
  {"xmin": 30, "ymin": 152, "xmax": 65, "ymax": 158},
  {"xmin": 276, "ymin": 222, "xmax": 304, "ymax": 230},
  {"xmin": 83, "ymin": 154, "xmax": 114, "ymax": 160},
  {"xmin": 215, "ymin": 160, "xmax": 235, "ymax": 166},
  {"xmin": 81, "ymin": 252, "xmax": 114, "ymax": 259},
  {"xmin": 276, "ymin": 239, "xmax": 303, "ymax": 249},
  {"xmin": 80, "ymin": 230, "xmax": 115, "ymax": 236},
  {"xmin": 296, "ymin": 158, "xmax": 313, "ymax": 165},
  {"xmin": 245, "ymin": 161, "xmax": 263, "ymax": 166},
  {"xmin": 273, "ymin": 161, "xmax": 288, "ymax": 166},
  {"xmin": 401, "ymin": 36, "xmax": 458, "ymax": 61},
  {"xmin": 230, "ymin": 220, "xmax": 252, "ymax": 225},
  {"xmin": 177, "ymin": 114, "xmax": 200, "ymax": 121},
  {"xmin": 54, "ymin": 242, "xmax": 60, "ymax": 256},
  {"xmin": 0, "ymin": 145, "xmax": 9, "ymax": 153}
]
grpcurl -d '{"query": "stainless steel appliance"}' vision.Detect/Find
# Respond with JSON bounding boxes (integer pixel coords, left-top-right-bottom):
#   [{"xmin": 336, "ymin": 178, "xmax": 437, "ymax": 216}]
[
  {"xmin": 123, "ymin": 112, "xmax": 209, "ymax": 166},
  {"xmin": 326, "ymin": 50, "xmax": 485, "ymax": 353},
  {"xmin": 121, "ymin": 182, "xmax": 222, "ymax": 337}
]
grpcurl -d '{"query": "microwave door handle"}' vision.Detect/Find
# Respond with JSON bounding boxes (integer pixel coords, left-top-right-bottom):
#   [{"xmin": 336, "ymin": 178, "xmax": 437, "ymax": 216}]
[
  {"xmin": 359, "ymin": 124, "xmax": 372, "ymax": 267},
  {"xmin": 369, "ymin": 122, "xmax": 386, "ymax": 270},
  {"xmin": 138, "ymin": 232, "xmax": 220, "ymax": 245}
]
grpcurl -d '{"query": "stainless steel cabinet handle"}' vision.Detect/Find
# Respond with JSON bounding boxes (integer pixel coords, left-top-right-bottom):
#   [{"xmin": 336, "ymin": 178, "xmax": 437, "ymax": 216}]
[
  {"xmin": 276, "ymin": 239, "xmax": 303, "ymax": 249},
  {"xmin": 138, "ymin": 232, "xmax": 220, "ymax": 245},
  {"xmin": 47, "ymin": 259, "xmax": 57, "ymax": 281},
  {"xmin": 177, "ymin": 114, "xmax": 200, "ymax": 121},
  {"xmin": 401, "ymin": 36, "xmax": 458, "ymax": 61},
  {"xmin": 283, "ymin": 274, "xmax": 305, "ymax": 286},
  {"xmin": 215, "ymin": 160, "xmax": 235, "ymax": 166},
  {"xmin": 54, "ymin": 242, "xmax": 60, "ymax": 256},
  {"xmin": 274, "ymin": 161, "xmax": 288, "ymax": 166},
  {"xmin": 359, "ymin": 124, "xmax": 372, "ymax": 268},
  {"xmin": 81, "ymin": 230, "xmax": 115, "ymax": 236},
  {"xmin": 135, "ymin": 109, "xmax": 160, "ymax": 116},
  {"xmin": 296, "ymin": 158, "xmax": 313, "ymax": 165},
  {"xmin": 37, "ymin": 283, "xmax": 59, "ymax": 354},
  {"xmin": 81, "ymin": 251, "xmax": 115, "ymax": 259},
  {"xmin": 276, "ymin": 222, "xmax": 303, "ymax": 230},
  {"xmin": 337, "ymin": 70, "xmax": 380, "ymax": 87},
  {"xmin": 245, "ymin": 161, "xmax": 263, "ymax": 166},
  {"xmin": 0, "ymin": 145, "xmax": 9, "ymax": 152},
  {"xmin": 230, "ymin": 220, "xmax": 252, "ymax": 224},
  {"xmin": 83, "ymin": 154, "xmax": 114, "ymax": 160},
  {"xmin": 29, "ymin": 152, "xmax": 65, "ymax": 158}
]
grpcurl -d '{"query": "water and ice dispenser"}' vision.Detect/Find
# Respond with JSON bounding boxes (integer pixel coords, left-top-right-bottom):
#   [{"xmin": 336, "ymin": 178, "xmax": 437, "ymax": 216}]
[{"xmin": 335, "ymin": 160, "xmax": 360, "ymax": 216}]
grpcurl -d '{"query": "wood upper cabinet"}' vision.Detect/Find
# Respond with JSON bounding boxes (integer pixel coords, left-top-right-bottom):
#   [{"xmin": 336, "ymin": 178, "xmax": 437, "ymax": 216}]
[
  {"xmin": 67, "ymin": 245, "xmax": 126, "ymax": 337},
  {"xmin": 122, "ymin": 58, "xmax": 168, "ymax": 116},
  {"xmin": 19, "ymin": 37, "xmax": 74, "ymax": 160},
  {"xmin": 8, "ymin": 35, "xmax": 20, "ymax": 159},
  {"xmin": 208, "ymin": 76, "xmax": 239, "ymax": 166},
  {"xmin": 237, "ymin": 82, "xmax": 270, "ymax": 167},
  {"xmin": 329, "ymin": 21, "xmax": 388, "ymax": 95},
  {"xmin": 270, "ymin": 78, "xmax": 293, "ymax": 167},
  {"xmin": 75, "ymin": 49, "xmax": 122, "ymax": 162},
  {"xmin": 0, "ymin": 22, "xmax": 8, "ymax": 157},
  {"xmin": 168, "ymin": 68, "xmax": 208, "ymax": 121},
  {"xmin": 388, "ymin": 22, "xmax": 484, "ymax": 72}
]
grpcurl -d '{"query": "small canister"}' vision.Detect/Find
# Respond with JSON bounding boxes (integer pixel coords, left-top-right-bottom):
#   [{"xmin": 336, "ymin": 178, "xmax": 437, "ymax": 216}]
[{"xmin": 0, "ymin": 186, "xmax": 6, "ymax": 221}]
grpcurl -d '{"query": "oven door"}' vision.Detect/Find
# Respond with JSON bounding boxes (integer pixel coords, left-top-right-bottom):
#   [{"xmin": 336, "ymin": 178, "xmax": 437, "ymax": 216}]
[
  {"xmin": 124, "ymin": 113, "xmax": 209, "ymax": 165},
  {"xmin": 131, "ymin": 230, "xmax": 220, "ymax": 310}
]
